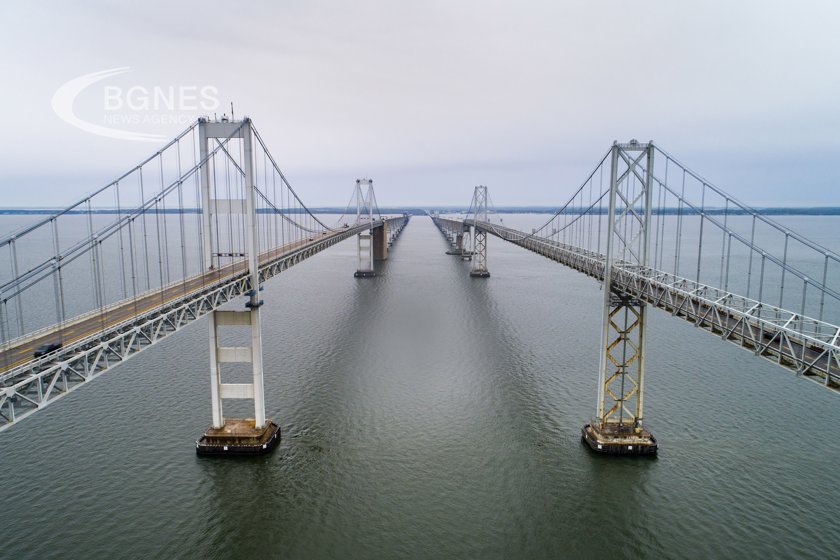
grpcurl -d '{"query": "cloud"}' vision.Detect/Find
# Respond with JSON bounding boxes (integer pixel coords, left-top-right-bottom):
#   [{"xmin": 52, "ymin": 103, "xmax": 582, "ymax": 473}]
[{"xmin": 0, "ymin": 0, "xmax": 838, "ymax": 206}]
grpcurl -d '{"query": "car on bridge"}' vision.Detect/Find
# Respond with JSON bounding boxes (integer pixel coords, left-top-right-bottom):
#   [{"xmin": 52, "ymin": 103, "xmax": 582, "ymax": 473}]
[{"xmin": 33, "ymin": 342, "xmax": 62, "ymax": 358}]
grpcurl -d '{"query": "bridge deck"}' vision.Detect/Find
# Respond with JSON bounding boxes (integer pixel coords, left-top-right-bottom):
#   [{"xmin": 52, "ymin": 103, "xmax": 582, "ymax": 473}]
[
  {"xmin": 0, "ymin": 217, "xmax": 408, "ymax": 432},
  {"xmin": 0, "ymin": 224, "xmax": 375, "ymax": 375},
  {"xmin": 436, "ymin": 217, "xmax": 840, "ymax": 391}
]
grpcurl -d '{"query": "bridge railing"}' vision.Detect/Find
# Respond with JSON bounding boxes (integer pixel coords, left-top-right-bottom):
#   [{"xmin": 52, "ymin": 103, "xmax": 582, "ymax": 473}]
[
  {"xmin": 0, "ymin": 118, "xmax": 373, "ymax": 363},
  {"xmin": 0, "ymin": 120, "xmax": 223, "ymax": 349},
  {"xmin": 462, "ymin": 142, "xmax": 840, "ymax": 332},
  {"xmin": 476, "ymin": 219, "xmax": 840, "ymax": 388},
  {"xmin": 440, "ymin": 138, "xmax": 839, "ymax": 391},
  {"xmin": 649, "ymin": 146, "xmax": 840, "ymax": 331}
]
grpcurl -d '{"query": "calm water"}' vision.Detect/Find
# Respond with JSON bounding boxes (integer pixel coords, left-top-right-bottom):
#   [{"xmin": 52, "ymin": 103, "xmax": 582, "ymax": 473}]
[{"xmin": 1, "ymin": 215, "xmax": 839, "ymax": 559}]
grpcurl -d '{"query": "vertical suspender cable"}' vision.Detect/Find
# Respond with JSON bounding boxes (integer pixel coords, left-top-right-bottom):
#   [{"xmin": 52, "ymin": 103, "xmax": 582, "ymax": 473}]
[
  {"xmin": 779, "ymin": 233, "xmax": 789, "ymax": 314},
  {"xmin": 719, "ymin": 199, "xmax": 729, "ymax": 289},
  {"xmin": 86, "ymin": 199, "xmax": 97, "ymax": 312},
  {"xmin": 696, "ymin": 182, "xmax": 706, "ymax": 285},
  {"xmin": 674, "ymin": 168, "xmax": 685, "ymax": 277},
  {"xmin": 194, "ymin": 126, "xmax": 205, "ymax": 279},
  {"xmin": 159, "ymin": 154, "xmax": 171, "ymax": 287},
  {"xmin": 155, "ymin": 176, "xmax": 165, "ymax": 305},
  {"xmin": 139, "ymin": 167, "xmax": 151, "ymax": 291},
  {"xmin": 128, "ymin": 214, "xmax": 138, "ymax": 319},
  {"xmin": 212, "ymin": 153, "xmax": 223, "ymax": 284},
  {"xmin": 10, "ymin": 239, "xmax": 24, "ymax": 337},
  {"xmin": 746, "ymin": 214, "xmax": 756, "ymax": 298},
  {"xmin": 176, "ymin": 139, "xmax": 188, "ymax": 295},
  {"xmin": 115, "ymin": 182, "xmax": 128, "ymax": 300},
  {"xmin": 51, "ymin": 218, "xmax": 66, "ymax": 342}
]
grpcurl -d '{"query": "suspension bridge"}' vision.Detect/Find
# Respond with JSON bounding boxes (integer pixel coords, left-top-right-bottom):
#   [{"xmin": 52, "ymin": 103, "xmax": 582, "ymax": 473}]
[
  {"xmin": 0, "ymin": 117, "xmax": 408, "ymax": 454},
  {"xmin": 1, "ymin": 127, "xmax": 837, "ymax": 458},
  {"xmin": 433, "ymin": 140, "xmax": 840, "ymax": 454}
]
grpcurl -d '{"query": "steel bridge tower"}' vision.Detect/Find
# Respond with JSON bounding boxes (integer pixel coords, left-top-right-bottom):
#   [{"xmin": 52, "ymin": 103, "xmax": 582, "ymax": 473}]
[
  {"xmin": 470, "ymin": 185, "xmax": 490, "ymax": 278},
  {"xmin": 195, "ymin": 117, "xmax": 280, "ymax": 455},
  {"xmin": 582, "ymin": 140, "xmax": 658, "ymax": 455}
]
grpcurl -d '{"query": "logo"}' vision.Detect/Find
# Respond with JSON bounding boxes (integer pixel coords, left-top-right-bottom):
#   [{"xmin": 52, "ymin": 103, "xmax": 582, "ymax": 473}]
[{"xmin": 52, "ymin": 67, "xmax": 220, "ymax": 142}]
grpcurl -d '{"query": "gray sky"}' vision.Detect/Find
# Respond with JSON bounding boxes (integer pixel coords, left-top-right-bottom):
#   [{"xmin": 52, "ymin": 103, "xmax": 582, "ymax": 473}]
[{"xmin": 1, "ymin": 0, "xmax": 838, "ymax": 207}]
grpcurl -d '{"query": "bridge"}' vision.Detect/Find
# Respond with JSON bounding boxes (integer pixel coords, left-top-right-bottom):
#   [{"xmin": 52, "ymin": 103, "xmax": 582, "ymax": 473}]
[
  {"xmin": 432, "ymin": 141, "xmax": 840, "ymax": 455},
  {"xmin": 0, "ymin": 117, "xmax": 408, "ymax": 454},
  {"xmin": 1, "ymin": 129, "xmax": 837, "ymax": 458}
]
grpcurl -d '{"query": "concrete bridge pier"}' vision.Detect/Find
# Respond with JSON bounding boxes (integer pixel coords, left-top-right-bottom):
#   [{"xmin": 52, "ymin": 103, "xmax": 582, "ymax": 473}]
[
  {"xmin": 195, "ymin": 117, "xmax": 280, "ymax": 456},
  {"xmin": 354, "ymin": 179, "xmax": 377, "ymax": 278},
  {"xmin": 445, "ymin": 230, "xmax": 462, "ymax": 255},
  {"xmin": 198, "ymin": 308, "xmax": 280, "ymax": 456},
  {"xmin": 355, "ymin": 227, "xmax": 375, "ymax": 277},
  {"xmin": 356, "ymin": 222, "xmax": 392, "ymax": 275},
  {"xmin": 460, "ymin": 231, "xmax": 472, "ymax": 261},
  {"xmin": 445, "ymin": 226, "xmax": 472, "ymax": 258},
  {"xmin": 373, "ymin": 224, "xmax": 388, "ymax": 261}
]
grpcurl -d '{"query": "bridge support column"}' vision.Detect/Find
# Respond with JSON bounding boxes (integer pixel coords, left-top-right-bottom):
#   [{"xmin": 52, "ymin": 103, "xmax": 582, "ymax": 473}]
[
  {"xmin": 469, "ymin": 186, "xmax": 490, "ymax": 277},
  {"xmin": 196, "ymin": 117, "xmax": 280, "ymax": 456},
  {"xmin": 460, "ymin": 230, "xmax": 472, "ymax": 260},
  {"xmin": 198, "ymin": 309, "xmax": 280, "ymax": 455},
  {"xmin": 582, "ymin": 140, "xmax": 656, "ymax": 455},
  {"xmin": 445, "ymin": 229, "xmax": 472, "ymax": 257},
  {"xmin": 582, "ymin": 293, "xmax": 656, "ymax": 455},
  {"xmin": 373, "ymin": 224, "xmax": 388, "ymax": 261},
  {"xmin": 355, "ymin": 229, "xmax": 375, "ymax": 277},
  {"xmin": 354, "ymin": 179, "xmax": 376, "ymax": 277},
  {"xmin": 470, "ymin": 228, "xmax": 489, "ymax": 277}
]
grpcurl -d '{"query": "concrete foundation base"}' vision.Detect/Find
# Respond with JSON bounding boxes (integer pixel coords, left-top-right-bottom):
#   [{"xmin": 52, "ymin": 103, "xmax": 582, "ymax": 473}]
[
  {"xmin": 469, "ymin": 270, "xmax": 491, "ymax": 278},
  {"xmin": 446, "ymin": 249, "xmax": 474, "ymax": 256},
  {"xmin": 196, "ymin": 418, "xmax": 281, "ymax": 456},
  {"xmin": 581, "ymin": 422, "xmax": 657, "ymax": 456},
  {"xmin": 354, "ymin": 270, "xmax": 376, "ymax": 278}
]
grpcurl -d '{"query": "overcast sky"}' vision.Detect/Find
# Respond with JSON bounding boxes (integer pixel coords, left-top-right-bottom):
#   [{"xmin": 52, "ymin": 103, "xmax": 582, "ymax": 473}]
[{"xmin": 0, "ymin": 1, "xmax": 838, "ymax": 207}]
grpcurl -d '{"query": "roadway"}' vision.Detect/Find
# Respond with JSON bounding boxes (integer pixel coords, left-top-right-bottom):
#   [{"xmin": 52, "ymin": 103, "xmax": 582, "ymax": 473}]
[
  {"xmin": 0, "ymin": 225, "xmax": 373, "ymax": 375},
  {"xmin": 436, "ymin": 217, "xmax": 840, "ymax": 389}
]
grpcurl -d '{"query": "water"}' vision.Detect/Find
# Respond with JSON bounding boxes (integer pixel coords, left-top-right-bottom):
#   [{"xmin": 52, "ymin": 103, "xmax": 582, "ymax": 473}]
[{"xmin": 1, "ymin": 216, "xmax": 839, "ymax": 559}]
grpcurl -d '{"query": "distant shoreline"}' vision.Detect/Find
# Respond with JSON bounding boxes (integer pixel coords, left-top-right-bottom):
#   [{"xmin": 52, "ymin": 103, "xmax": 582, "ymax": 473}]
[{"xmin": 2, "ymin": 207, "xmax": 840, "ymax": 216}]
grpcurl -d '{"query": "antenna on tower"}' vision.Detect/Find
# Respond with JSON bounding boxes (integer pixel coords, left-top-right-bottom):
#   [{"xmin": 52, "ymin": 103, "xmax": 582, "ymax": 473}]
[{"xmin": 231, "ymin": 102, "xmax": 235, "ymax": 121}]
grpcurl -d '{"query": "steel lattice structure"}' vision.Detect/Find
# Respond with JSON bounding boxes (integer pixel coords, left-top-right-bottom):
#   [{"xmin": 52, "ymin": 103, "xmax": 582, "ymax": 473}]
[
  {"xmin": 433, "ymin": 218, "xmax": 840, "ymax": 390},
  {"xmin": 469, "ymin": 186, "xmax": 490, "ymax": 278},
  {"xmin": 434, "ymin": 139, "xmax": 839, "ymax": 452}
]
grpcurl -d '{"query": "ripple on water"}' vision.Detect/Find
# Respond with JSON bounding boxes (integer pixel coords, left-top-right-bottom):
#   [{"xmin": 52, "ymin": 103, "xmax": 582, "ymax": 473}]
[{"xmin": 0, "ymin": 216, "xmax": 839, "ymax": 559}]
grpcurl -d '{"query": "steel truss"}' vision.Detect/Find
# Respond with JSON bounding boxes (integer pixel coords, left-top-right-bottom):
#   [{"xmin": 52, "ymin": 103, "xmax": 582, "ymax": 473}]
[
  {"xmin": 469, "ymin": 186, "xmax": 489, "ymax": 277},
  {"xmin": 600, "ymin": 293, "xmax": 645, "ymax": 427},
  {"xmin": 593, "ymin": 142, "xmax": 652, "ymax": 433},
  {"xmin": 473, "ymin": 221, "xmax": 840, "ymax": 391},
  {"xmin": 0, "ymin": 220, "xmax": 408, "ymax": 432}
]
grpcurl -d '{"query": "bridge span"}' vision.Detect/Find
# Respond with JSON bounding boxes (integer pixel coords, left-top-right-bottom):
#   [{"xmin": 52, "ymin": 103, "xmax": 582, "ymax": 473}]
[
  {"xmin": 1, "ymin": 129, "xmax": 837, "ymax": 459},
  {"xmin": 0, "ymin": 117, "xmax": 408, "ymax": 451},
  {"xmin": 433, "ymin": 140, "xmax": 840, "ymax": 455}
]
